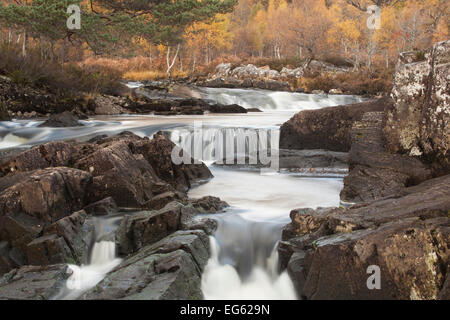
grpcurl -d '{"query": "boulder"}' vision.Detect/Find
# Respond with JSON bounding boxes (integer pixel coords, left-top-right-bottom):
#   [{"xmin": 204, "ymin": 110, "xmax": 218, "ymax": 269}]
[
  {"xmin": 143, "ymin": 132, "xmax": 213, "ymax": 192},
  {"xmin": 280, "ymin": 97, "xmax": 388, "ymax": 152},
  {"xmin": 0, "ymin": 167, "xmax": 92, "ymax": 224},
  {"xmin": 188, "ymin": 196, "xmax": 229, "ymax": 214},
  {"xmin": 116, "ymin": 202, "xmax": 184, "ymax": 256},
  {"xmin": 94, "ymin": 95, "xmax": 127, "ymax": 115},
  {"xmin": 0, "ymin": 264, "xmax": 70, "ymax": 300},
  {"xmin": 385, "ymin": 40, "xmax": 450, "ymax": 175},
  {"xmin": 38, "ymin": 111, "xmax": 82, "ymax": 127},
  {"xmin": 82, "ymin": 230, "xmax": 210, "ymax": 300}
]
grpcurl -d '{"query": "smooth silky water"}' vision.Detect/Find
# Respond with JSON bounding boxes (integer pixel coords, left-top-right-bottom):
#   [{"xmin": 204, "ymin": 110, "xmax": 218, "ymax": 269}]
[{"xmin": 0, "ymin": 87, "xmax": 362, "ymax": 299}]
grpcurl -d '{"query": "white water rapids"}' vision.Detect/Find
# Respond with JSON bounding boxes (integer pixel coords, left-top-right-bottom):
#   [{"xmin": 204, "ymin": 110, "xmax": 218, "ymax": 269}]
[{"xmin": 0, "ymin": 87, "xmax": 362, "ymax": 299}]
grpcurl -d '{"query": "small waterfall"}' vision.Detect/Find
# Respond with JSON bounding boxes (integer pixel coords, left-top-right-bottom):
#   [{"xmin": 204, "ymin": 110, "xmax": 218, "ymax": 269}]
[
  {"xmin": 198, "ymin": 87, "xmax": 365, "ymax": 111},
  {"xmin": 201, "ymin": 236, "xmax": 297, "ymax": 300},
  {"xmin": 56, "ymin": 241, "xmax": 122, "ymax": 300},
  {"xmin": 54, "ymin": 216, "xmax": 123, "ymax": 300},
  {"xmin": 169, "ymin": 126, "xmax": 279, "ymax": 166}
]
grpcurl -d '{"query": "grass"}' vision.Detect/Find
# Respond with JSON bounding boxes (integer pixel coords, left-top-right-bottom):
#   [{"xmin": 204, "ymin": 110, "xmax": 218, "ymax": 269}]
[{"xmin": 123, "ymin": 70, "xmax": 189, "ymax": 81}]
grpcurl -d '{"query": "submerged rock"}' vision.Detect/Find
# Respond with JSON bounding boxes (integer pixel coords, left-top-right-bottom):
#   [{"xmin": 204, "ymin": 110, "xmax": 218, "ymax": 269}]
[{"xmin": 38, "ymin": 111, "xmax": 82, "ymax": 127}]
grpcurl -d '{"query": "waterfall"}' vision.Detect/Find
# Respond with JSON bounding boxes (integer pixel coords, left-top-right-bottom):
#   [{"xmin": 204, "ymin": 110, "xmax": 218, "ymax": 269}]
[
  {"xmin": 198, "ymin": 87, "xmax": 365, "ymax": 111},
  {"xmin": 201, "ymin": 237, "xmax": 297, "ymax": 300},
  {"xmin": 169, "ymin": 126, "xmax": 279, "ymax": 166}
]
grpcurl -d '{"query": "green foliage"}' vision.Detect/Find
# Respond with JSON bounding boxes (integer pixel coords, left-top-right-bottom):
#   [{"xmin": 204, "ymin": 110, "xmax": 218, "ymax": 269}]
[{"xmin": 0, "ymin": 0, "xmax": 238, "ymax": 51}]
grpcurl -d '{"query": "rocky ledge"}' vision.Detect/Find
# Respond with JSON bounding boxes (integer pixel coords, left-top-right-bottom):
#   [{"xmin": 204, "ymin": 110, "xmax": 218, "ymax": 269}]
[
  {"xmin": 0, "ymin": 131, "xmax": 228, "ymax": 299},
  {"xmin": 0, "ymin": 76, "xmax": 248, "ymax": 121},
  {"xmin": 278, "ymin": 40, "xmax": 450, "ymax": 300}
]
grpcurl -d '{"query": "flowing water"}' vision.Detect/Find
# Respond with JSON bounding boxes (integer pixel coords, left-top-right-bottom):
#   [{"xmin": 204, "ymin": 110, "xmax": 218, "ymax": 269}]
[{"xmin": 0, "ymin": 87, "xmax": 363, "ymax": 299}]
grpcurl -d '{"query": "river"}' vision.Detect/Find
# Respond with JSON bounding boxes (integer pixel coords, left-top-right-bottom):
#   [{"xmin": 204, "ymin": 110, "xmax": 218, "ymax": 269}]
[{"xmin": 0, "ymin": 87, "xmax": 364, "ymax": 300}]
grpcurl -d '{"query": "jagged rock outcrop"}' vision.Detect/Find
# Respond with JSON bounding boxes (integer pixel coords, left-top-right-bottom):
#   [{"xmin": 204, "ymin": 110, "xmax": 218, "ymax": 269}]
[
  {"xmin": 0, "ymin": 132, "xmax": 213, "ymax": 275},
  {"xmin": 385, "ymin": 40, "xmax": 450, "ymax": 175},
  {"xmin": 280, "ymin": 97, "xmax": 388, "ymax": 152},
  {"xmin": 279, "ymin": 174, "xmax": 450, "ymax": 300}
]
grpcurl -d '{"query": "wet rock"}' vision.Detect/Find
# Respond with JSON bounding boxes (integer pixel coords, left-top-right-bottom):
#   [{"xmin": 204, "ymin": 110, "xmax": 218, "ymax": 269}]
[
  {"xmin": 279, "ymin": 149, "xmax": 348, "ymax": 172},
  {"xmin": 247, "ymin": 107, "xmax": 263, "ymax": 112},
  {"xmin": 0, "ymin": 167, "xmax": 92, "ymax": 224},
  {"xmin": 188, "ymin": 196, "xmax": 229, "ymax": 214},
  {"xmin": 143, "ymin": 132, "xmax": 213, "ymax": 192},
  {"xmin": 0, "ymin": 264, "xmax": 70, "ymax": 300},
  {"xmin": 116, "ymin": 202, "xmax": 184, "ymax": 256},
  {"xmin": 45, "ymin": 210, "xmax": 94, "ymax": 265},
  {"xmin": 385, "ymin": 40, "xmax": 450, "ymax": 175},
  {"xmin": 38, "ymin": 111, "xmax": 82, "ymax": 127},
  {"xmin": 26, "ymin": 234, "xmax": 72, "ymax": 266},
  {"xmin": 83, "ymin": 197, "xmax": 119, "ymax": 216},
  {"xmin": 208, "ymin": 103, "xmax": 247, "ymax": 113},
  {"xmin": 82, "ymin": 230, "xmax": 210, "ymax": 300},
  {"xmin": 144, "ymin": 191, "xmax": 186, "ymax": 211},
  {"xmin": 73, "ymin": 134, "xmax": 163, "ymax": 207},
  {"xmin": 280, "ymin": 97, "xmax": 388, "ymax": 152},
  {"xmin": 0, "ymin": 141, "xmax": 77, "ymax": 175}
]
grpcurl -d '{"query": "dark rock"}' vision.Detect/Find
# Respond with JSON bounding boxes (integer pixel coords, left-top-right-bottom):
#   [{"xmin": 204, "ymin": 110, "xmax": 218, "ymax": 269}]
[
  {"xmin": 83, "ymin": 197, "xmax": 119, "ymax": 216},
  {"xmin": 45, "ymin": 210, "xmax": 94, "ymax": 265},
  {"xmin": 38, "ymin": 111, "xmax": 82, "ymax": 127},
  {"xmin": 0, "ymin": 167, "xmax": 92, "ymax": 224},
  {"xmin": 26, "ymin": 234, "xmax": 72, "ymax": 266},
  {"xmin": 189, "ymin": 196, "xmax": 229, "ymax": 213},
  {"xmin": 0, "ymin": 99, "xmax": 11, "ymax": 121},
  {"xmin": 144, "ymin": 191, "xmax": 186, "ymax": 211},
  {"xmin": 116, "ymin": 202, "xmax": 184, "ymax": 256},
  {"xmin": 341, "ymin": 111, "xmax": 432, "ymax": 203},
  {"xmin": 247, "ymin": 108, "xmax": 263, "ymax": 112},
  {"xmin": 94, "ymin": 95, "xmax": 127, "ymax": 115},
  {"xmin": 143, "ymin": 132, "xmax": 213, "ymax": 192},
  {"xmin": 279, "ymin": 97, "xmax": 388, "ymax": 152},
  {"xmin": 0, "ymin": 141, "xmax": 77, "ymax": 176},
  {"xmin": 208, "ymin": 103, "xmax": 247, "ymax": 114},
  {"xmin": 82, "ymin": 230, "xmax": 210, "ymax": 300},
  {"xmin": 0, "ymin": 264, "xmax": 70, "ymax": 300}
]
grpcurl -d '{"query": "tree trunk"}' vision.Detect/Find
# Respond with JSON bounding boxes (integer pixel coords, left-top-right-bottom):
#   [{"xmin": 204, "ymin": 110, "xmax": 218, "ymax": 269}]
[
  {"xmin": 22, "ymin": 31, "xmax": 27, "ymax": 57},
  {"xmin": 166, "ymin": 44, "xmax": 180, "ymax": 78}
]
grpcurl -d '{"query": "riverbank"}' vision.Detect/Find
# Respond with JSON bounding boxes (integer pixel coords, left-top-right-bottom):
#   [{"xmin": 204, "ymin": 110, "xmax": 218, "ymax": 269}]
[{"xmin": 278, "ymin": 40, "xmax": 450, "ymax": 300}]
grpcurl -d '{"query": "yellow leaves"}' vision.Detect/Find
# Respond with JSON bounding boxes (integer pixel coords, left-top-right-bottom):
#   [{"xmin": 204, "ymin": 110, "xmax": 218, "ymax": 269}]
[{"xmin": 184, "ymin": 13, "xmax": 233, "ymax": 52}]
